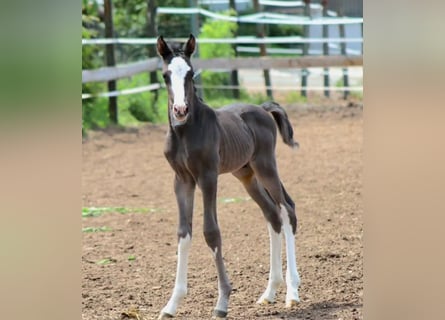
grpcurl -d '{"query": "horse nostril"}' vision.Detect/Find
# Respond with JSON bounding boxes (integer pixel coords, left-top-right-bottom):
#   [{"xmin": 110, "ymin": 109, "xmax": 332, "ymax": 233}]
[{"xmin": 173, "ymin": 105, "xmax": 188, "ymax": 116}]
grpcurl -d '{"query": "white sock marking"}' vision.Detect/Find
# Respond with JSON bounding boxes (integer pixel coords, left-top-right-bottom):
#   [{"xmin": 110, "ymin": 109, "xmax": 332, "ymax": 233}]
[
  {"xmin": 161, "ymin": 234, "xmax": 191, "ymax": 316},
  {"xmin": 280, "ymin": 205, "xmax": 301, "ymax": 305},
  {"xmin": 168, "ymin": 57, "xmax": 191, "ymax": 107},
  {"xmin": 257, "ymin": 223, "xmax": 283, "ymax": 304}
]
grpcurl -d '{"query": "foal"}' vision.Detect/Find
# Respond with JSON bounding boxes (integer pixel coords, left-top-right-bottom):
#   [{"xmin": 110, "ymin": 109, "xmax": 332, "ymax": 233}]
[{"xmin": 157, "ymin": 34, "xmax": 301, "ymax": 319}]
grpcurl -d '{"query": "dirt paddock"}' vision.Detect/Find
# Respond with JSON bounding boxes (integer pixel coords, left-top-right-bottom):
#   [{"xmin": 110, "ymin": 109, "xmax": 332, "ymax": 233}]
[{"xmin": 82, "ymin": 103, "xmax": 363, "ymax": 320}]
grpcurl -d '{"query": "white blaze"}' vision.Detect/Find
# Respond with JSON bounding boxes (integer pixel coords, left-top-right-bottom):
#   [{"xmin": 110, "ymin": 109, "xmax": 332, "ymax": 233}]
[{"xmin": 168, "ymin": 57, "xmax": 191, "ymax": 107}]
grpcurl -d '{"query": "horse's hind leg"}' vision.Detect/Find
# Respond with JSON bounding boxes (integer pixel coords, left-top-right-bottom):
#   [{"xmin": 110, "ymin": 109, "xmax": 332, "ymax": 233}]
[
  {"xmin": 233, "ymin": 165, "xmax": 284, "ymax": 304},
  {"xmin": 250, "ymin": 159, "xmax": 301, "ymax": 307},
  {"xmin": 280, "ymin": 184, "xmax": 301, "ymax": 306}
]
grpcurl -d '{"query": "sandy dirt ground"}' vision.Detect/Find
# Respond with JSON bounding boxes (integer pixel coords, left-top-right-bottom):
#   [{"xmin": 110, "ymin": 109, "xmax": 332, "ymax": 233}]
[{"xmin": 82, "ymin": 103, "xmax": 363, "ymax": 320}]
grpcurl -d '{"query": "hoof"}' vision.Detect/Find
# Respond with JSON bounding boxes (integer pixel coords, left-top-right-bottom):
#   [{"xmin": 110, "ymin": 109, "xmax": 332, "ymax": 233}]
[
  {"xmin": 158, "ymin": 312, "xmax": 174, "ymax": 319},
  {"xmin": 212, "ymin": 309, "xmax": 228, "ymax": 319},
  {"xmin": 257, "ymin": 298, "xmax": 273, "ymax": 305},
  {"xmin": 285, "ymin": 299, "xmax": 299, "ymax": 308}
]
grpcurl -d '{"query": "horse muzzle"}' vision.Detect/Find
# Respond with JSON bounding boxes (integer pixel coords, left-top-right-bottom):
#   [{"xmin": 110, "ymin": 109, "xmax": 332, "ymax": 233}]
[{"xmin": 172, "ymin": 104, "xmax": 189, "ymax": 122}]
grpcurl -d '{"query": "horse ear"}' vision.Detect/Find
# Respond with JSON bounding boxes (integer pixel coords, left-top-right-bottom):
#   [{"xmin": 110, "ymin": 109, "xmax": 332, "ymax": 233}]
[
  {"xmin": 157, "ymin": 35, "xmax": 172, "ymax": 59},
  {"xmin": 183, "ymin": 34, "xmax": 196, "ymax": 58}
]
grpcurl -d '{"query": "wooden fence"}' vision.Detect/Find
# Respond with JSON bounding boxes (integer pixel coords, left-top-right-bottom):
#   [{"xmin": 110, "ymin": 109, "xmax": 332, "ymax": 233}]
[
  {"xmin": 82, "ymin": 1, "xmax": 363, "ymax": 123},
  {"xmin": 82, "ymin": 56, "xmax": 362, "ymax": 84}
]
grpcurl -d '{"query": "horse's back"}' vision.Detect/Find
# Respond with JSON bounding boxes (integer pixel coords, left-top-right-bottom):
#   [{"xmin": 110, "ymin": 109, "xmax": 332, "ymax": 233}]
[
  {"xmin": 217, "ymin": 103, "xmax": 267, "ymax": 117},
  {"xmin": 218, "ymin": 103, "xmax": 278, "ymax": 142},
  {"xmin": 217, "ymin": 102, "xmax": 274, "ymax": 140}
]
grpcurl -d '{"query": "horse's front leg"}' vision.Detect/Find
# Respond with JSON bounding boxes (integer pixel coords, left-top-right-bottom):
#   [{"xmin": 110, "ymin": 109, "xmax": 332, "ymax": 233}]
[
  {"xmin": 159, "ymin": 174, "xmax": 195, "ymax": 319},
  {"xmin": 199, "ymin": 171, "xmax": 232, "ymax": 319}
]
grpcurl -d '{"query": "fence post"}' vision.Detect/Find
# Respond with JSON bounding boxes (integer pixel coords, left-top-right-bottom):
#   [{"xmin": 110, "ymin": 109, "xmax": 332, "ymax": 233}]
[
  {"xmin": 322, "ymin": 0, "xmax": 330, "ymax": 98},
  {"xmin": 301, "ymin": 0, "xmax": 310, "ymax": 98},
  {"xmin": 104, "ymin": 0, "xmax": 118, "ymax": 124},
  {"xmin": 229, "ymin": 0, "xmax": 240, "ymax": 99},
  {"xmin": 253, "ymin": 0, "xmax": 273, "ymax": 100},
  {"xmin": 338, "ymin": 9, "xmax": 350, "ymax": 100},
  {"xmin": 146, "ymin": 0, "xmax": 159, "ymax": 111}
]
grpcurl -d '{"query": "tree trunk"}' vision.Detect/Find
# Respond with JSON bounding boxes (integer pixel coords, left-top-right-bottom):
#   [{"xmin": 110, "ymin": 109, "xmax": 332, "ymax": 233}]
[
  {"xmin": 104, "ymin": 0, "xmax": 118, "ymax": 124},
  {"xmin": 229, "ymin": 0, "xmax": 240, "ymax": 99},
  {"xmin": 147, "ymin": 0, "xmax": 159, "ymax": 111},
  {"xmin": 253, "ymin": 0, "xmax": 273, "ymax": 99}
]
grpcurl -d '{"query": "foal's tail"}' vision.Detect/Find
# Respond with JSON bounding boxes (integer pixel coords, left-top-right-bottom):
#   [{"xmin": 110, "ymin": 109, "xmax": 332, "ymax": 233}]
[{"xmin": 261, "ymin": 101, "xmax": 299, "ymax": 149}]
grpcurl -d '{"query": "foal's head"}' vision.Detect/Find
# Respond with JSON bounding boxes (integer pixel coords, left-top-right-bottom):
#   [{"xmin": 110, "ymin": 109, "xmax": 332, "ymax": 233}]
[{"xmin": 157, "ymin": 34, "xmax": 196, "ymax": 127}]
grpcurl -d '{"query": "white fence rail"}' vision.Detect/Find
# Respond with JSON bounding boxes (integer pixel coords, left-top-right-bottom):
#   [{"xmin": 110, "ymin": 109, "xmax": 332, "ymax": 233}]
[
  {"xmin": 82, "ymin": 56, "xmax": 363, "ymax": 100},
  {"xmin": 156, "ymin": 7, "xmax": 362, "ymax": 25},
  {"xmin": 82, "ymin": 36, "xmax": 362, "ymax": 46},
  {"xmin": 82, "ymin": 56, "xmax": 362, "ymax": 84},
  {"xmin": 82, "ymin": 5, "xmax": 363, "ymax": 100}
]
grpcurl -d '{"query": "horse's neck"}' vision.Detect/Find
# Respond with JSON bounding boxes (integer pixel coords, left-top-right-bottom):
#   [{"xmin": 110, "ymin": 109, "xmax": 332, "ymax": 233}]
[
  {"xmin": 185, "ymin": 94, "xmax": 211, "ymax": 122},
  {"xmin": 191, "ymin": 93, "xmax": 208, "ymax": 113}
]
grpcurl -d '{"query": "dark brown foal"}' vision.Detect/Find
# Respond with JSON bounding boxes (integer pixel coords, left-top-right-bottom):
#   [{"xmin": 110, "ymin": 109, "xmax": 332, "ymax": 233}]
[{"xmin": 156, "ymin": 34, "xmax": 301, "ymax": 319}]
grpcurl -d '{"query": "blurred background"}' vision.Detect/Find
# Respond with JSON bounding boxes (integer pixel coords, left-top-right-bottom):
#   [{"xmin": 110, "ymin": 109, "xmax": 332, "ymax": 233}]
[{"xmin": 82, "ymin": 0, "xmax": 363, "ymax": 132}]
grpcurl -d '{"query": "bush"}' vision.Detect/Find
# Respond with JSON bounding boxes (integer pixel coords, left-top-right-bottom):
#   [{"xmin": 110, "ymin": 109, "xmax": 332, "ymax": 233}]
[
  {"xmin": 117, "ymin": 72, "xmax": 166, "ymax": 124},
  {"xmin": 199, "ymin": 11, "xmax": 238, "ymax": 100},
  {"xmin": 82, "ymin": 97, "xmax": 111, "ymax": 134},
  {"xmin": 157, "ymin": 0, "xmax": 190, "ymax": 39}
]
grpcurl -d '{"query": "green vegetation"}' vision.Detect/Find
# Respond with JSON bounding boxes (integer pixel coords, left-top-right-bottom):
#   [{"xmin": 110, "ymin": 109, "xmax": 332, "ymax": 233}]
[
  {"xmin": 199, "ymin": 10, "xmax": 238, "ymax": 100},
  {"xmin": 82, "ymin": 207, "xmax": 157, "ymax": 218},
  {"xmin": 335, "ymin": 77, "xmax": 363, "ymax": 100},
  {"xmin": 234, "ymin": 8, "xmax": 303, "ymax": 58},
  {"xmin": 157, "ymin": 0, "xmax": 190, "ymax": 39},
  {"xmin": 284, "ymin": 91, "xmax": 307, "ymax": 104},
  {"xmin": 82, "ymin": 226, "xmax": 113, "ymax": 233},
  {"xmin": 113, "ymin": 0, "xmax": 150, "ymax": 63},
  {"xmin": 82, "ymin": 1, "xmax": 106, "ymax": 132},
  {"xmin": 219, "ymin": 196, "xmax": 251, "ymax": 204},
  {"xmin": 117, "ymin": 72, "xmax": 168, "ymax": 125},
  {"xmin": 96, "ymin": 258, "xmax": 116, "ymax": 265},
  {"xmin": 82, "ymin": 0, "xmax": 164, "ymax": 132},
  {"xmin": 81, "ymin": 2, "xmax": 313, "ymax": 132}
]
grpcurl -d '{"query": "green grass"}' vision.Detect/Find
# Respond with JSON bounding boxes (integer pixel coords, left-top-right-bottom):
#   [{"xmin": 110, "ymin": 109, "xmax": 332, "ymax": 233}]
[
  {"xmin": 335, "ymin": 78, "xmax": 363, "ymax": 100},
  {"xmin": 219, "ymin": 196, "xmax": 251, "ymax": 204},
  {"xmin": 284, "ymin": 91, "xmax": 307, "ymax": 104},
  {"xmin": 82, "ymin": 207, "xmax": 158, "ymax": 218},
  {"xmin": 82, "ymin": 226, "xmax": 112, "ymax": 233},
  {"xmin": 96, "ymin": 258, "xmax": 116, "ymax": 265}
]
